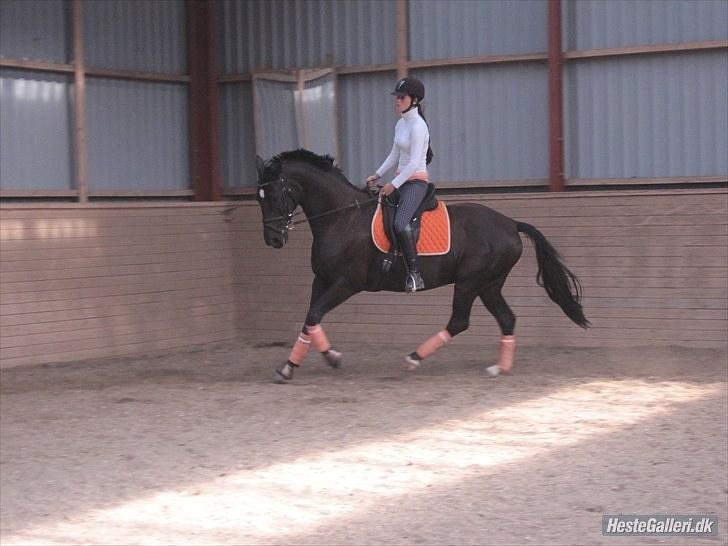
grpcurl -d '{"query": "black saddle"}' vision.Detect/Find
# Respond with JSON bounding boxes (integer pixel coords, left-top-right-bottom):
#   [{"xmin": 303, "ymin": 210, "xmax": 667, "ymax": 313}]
[{"xmin": 381, "ymin": 182, "xmax": 437, "ymax": 272}]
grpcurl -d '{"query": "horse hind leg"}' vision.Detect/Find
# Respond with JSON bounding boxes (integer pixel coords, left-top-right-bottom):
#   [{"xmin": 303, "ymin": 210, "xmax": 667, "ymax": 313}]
[{"xmin": 479, "ymin": 288, "xmax": 517, "ymax": 376}]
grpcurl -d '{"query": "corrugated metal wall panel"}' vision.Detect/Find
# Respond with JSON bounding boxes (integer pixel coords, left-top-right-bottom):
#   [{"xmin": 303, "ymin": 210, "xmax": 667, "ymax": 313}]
[
  {"xmin": 83, "ymin": 0, "xmax": 187, "ymax": 73},
  {"xmin": 85, "ymin": 78, "xmax": 189, "ymax": 190},
  {"xmin": 412, "ymin": 65, "xmax": 549, "ymax": 183},
  {"xmin": 338, "ymin": 71, "xmax": 398, "ymax": 187},
  {"xmin": 409, "ymin": 0, "xmax": 547, "ymax": 61},
  {"xmin": 220, "ymin": 83, "xmax": 256, "ymax": 189},
  {"xmin": 565, "ymin": 50, "xmax": 728, "ymax": 179},
  {"xmin": 0, "ymin": 204, "xmax": 239, "ymax": 368},
  {"xmin": 219, "ymin": 0, "xmax": 395, "ymax": 74},
  {"xmin": 0, "ymin": 0, "xmax": 69, "ymax": 63},
  {"xmin": 563, "ymin": 0, "xmax": 728, "ymax": 51},
  {"xmin": 0, "ymin": 70, "xmax": 73, "ymax": 191}
]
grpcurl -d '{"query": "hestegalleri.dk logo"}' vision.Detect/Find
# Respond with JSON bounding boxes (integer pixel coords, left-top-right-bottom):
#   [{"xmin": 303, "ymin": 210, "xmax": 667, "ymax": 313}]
[{"xmin": 602, "ymin": 514, "xmax": 718, "ymax": 536}]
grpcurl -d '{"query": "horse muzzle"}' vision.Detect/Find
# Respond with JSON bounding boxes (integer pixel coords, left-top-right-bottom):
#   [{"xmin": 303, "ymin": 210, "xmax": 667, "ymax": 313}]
[{"xmin": 263, "ymin": 224, "xmax": 288, "ymax": 248}]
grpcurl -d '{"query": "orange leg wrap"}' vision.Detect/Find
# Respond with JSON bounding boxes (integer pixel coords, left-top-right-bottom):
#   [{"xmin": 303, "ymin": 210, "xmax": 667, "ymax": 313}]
[
  {"xmin": 416, "ymin": 329, "xmax": 452, "ymax": 359},
  {"xmin": 497, "ymin": 335, "xmax": 516, "ymax": 373},
  {"xmin": 287, "ymin": 333, "xmax": 311, "ymax": 366},
  {"xmin": 306, "ymin": 324, "xmax": 331, "ymax": 353}
]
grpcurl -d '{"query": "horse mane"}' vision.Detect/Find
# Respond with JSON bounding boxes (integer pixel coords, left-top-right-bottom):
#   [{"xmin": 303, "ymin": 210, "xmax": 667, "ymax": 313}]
[{"xmin": 264, "ymin": 149, "xmax": 364, "ymax": 192}]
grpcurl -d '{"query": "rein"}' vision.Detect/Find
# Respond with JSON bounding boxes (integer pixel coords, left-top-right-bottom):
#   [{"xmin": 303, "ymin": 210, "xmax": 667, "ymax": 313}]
[{"xmin": 259, "ymin": 176, "xmax": 378, "ymax": 232}]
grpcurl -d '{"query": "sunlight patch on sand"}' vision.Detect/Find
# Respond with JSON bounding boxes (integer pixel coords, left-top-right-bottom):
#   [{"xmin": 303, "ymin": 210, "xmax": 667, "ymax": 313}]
[{"xmin": 4, "ymin": 380, "xmax": 720, "ymax": 545}]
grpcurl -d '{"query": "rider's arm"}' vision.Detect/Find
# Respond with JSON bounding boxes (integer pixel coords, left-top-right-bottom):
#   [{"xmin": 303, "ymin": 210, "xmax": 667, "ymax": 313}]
[
  {"xmin": 375, "ymin": 125, "xmax": 400, "ymax": 177},
  {"xmin": 390, "ymin": 119, "xmax": 428, "ymax": 189}
]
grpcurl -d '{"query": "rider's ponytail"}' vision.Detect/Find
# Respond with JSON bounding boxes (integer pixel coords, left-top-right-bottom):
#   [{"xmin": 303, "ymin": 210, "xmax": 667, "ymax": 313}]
[{"xmin": 417, "ymin": 103, "xmax": 434, "ymax": 165}]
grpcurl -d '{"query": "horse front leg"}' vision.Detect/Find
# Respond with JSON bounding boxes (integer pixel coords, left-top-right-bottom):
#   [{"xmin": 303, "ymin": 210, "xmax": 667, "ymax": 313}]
[{"xmin": 274, "ymin": 277, "xmax": 356, "ymax": 383}]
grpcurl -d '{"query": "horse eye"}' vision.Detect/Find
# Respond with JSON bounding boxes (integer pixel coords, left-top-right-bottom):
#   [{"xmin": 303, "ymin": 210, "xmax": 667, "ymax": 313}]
[{"xmin": 258, "ymin": 188, "xmax": 265, "ymax": 199}]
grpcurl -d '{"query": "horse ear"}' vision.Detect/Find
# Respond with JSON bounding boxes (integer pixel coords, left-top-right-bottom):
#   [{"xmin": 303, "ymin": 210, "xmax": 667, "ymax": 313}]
[{"xmin": 255, "ymin": 155, "xmax": 265, "ymax": 178}]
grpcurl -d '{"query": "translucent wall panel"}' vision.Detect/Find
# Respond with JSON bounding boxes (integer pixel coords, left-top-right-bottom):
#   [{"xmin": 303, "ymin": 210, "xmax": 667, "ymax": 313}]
[
  {"xmin": 219, "ymin": 0, "xmax": 395, "ymax": 74},
  {"xmin": 0, "ymin": 0, "xmax": 69, "ymax": 63},
  {"xmin": 338, "ymin": 71, "xmax": 398, "ymax": 186},
  {"xmin": 299, "ymin": 73, "xmax": 337, "ymax": 158},
  {"xmin": 85, "ymin": 78, "xmax": 189, "ymax": 190},
  {"xmin": 563, "ymin": 0, "xmax": 728, "ymax": 51},
  {"xmin": 0, "ymin": 70, "xmax": 73, "ymax": 190},
  {"xmin": 253, "ymin": 78, "xmax": 298, "ymax": 160},
  {"xmin": 411, "ymin": 65, "xmax": 549, "ymax": 183},
  {"xmin": 565, "ymin": 50, "xmax": 728, "ymax": 179},
  {"xmin": 409, "ymin": 0, "xmax": 547, "ymax": 61},
  {"xmin": 220, "ymin": 83, "xmax": 257, "ymax": 189},
  {"xmin": 253, "ymin": 72, "xmax": 338, "ymax": 162},
  {"xmin": 83, "ymin": 0, "xmax": 187, "ymax": 73}
]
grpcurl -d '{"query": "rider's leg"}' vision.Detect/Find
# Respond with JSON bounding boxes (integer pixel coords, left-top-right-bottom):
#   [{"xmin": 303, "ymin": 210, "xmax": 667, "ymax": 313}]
[{"xmin": 394, "ymin": 181, "xmax": 427, "ymax": 293}]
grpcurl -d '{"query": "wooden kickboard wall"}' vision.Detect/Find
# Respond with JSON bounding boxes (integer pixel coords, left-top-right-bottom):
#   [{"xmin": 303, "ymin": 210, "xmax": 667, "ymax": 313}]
[
  {"xmin": 2, "ymin": 188, "xmax": 726, "ymax": 368},
  {"xmin": 1, "ymin": 204, "xmax": 239, "ymax": 368}
]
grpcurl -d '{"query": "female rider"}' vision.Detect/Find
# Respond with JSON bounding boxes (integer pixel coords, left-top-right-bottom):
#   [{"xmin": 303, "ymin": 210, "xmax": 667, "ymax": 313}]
[{"xmin": 367, "ymin": 76, "xmax": 433, "ymax": 293}]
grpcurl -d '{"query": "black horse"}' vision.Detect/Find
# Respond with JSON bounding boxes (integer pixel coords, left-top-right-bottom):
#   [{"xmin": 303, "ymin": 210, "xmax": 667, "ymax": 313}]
[{"xmin": 255, "ymin": 149, "xmax": 589, "ymax": 382}]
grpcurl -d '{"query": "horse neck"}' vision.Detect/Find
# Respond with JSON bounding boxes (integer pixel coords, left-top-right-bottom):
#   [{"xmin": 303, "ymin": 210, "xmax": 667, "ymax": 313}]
[{"xmin": 285, "ymin": 162, "xmax": 362, "ymax": 221}]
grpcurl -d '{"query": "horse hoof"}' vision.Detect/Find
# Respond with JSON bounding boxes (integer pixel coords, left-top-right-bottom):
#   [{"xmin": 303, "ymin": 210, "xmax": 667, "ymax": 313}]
[
  {"xmin": 485, "ymin": 365, "xmax": 501, "ymax": 377},
  {"xmin": 274, "ymin": 362, "xmax": 294, "ymax": 383},
  {"xmin": 323, "ymin": 349, "xmax": 342, "ymax": 369},
  {"xmin": 404, "ymin": 353, "xmax": 421, "ymax": 371}
]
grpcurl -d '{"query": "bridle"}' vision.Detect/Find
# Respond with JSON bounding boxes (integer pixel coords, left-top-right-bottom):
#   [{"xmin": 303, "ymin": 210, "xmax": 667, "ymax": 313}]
[
  {"xmin": 258, "ymin": 175, "xmax": 378, "ymax": 238},
  {"xmin": 258, "ymin": 176, "xmax": 297, "ymax": 235}
]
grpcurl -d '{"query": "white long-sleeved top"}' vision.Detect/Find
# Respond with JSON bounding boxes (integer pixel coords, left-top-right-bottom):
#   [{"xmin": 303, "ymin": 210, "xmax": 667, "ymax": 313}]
[{"xmin": 375, "ymin": 108, "xmax": 429, "ymax": 189}]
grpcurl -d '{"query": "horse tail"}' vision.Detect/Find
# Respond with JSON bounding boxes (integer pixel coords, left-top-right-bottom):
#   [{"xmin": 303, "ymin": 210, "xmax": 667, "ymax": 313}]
[{"xmin": 516, "ymin": 222, "xmax": 590, "ymax": 329}]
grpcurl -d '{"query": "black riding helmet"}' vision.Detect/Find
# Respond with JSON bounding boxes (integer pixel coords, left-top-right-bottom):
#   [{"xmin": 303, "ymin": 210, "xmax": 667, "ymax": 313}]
[{"xmin": 391, "ymin": 76, "xmax": 425, "ymax": 102}]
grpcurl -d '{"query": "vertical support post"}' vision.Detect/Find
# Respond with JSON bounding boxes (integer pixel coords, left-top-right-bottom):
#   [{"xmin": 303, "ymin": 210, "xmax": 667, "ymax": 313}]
[
  {"xmin": 188, "ymin": 0, "xmax": 221, "ymax": 201},
  {"xmin": 396, "ymin": 0, "xmax": 408, "ymax": 79},
  {"xmin": 72, "ymin": 0, "xmax": 89, "ymax": 202},
  {"xmin": 547, "ymin": 0, "xmax": 565, "ymax": 192}
]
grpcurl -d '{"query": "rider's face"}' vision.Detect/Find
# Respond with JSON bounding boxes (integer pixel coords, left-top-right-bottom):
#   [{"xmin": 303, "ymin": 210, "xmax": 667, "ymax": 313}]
[{"xmin": 395, "ymin": 94, "xmax": 413, "ymax": 113}]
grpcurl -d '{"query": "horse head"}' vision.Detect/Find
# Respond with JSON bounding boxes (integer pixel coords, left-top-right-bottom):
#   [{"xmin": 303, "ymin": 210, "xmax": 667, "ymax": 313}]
[{"xmin": 255, "ymin": 155, "xmax": 298, "ymax": 249}]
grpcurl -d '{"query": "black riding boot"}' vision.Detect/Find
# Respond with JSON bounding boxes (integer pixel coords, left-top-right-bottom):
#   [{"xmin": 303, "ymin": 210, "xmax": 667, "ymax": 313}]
[{"xmin": 397, "ymin": 224, "xmax": 425, "ymax": 293}]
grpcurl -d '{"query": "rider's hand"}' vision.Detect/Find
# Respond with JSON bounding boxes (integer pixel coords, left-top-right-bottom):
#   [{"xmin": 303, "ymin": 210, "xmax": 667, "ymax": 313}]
[
  {"xmin": 379, "ymin": 183, "xmax": 396, "ymax": 197},
  {"xmin": 366, "ymin": 174, "xmax": 380, "ymax": 189}
]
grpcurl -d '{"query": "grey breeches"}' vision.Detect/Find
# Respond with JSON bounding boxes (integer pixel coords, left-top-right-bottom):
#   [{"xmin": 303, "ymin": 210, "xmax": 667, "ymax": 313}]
[{"xmin": 394, "ymin": 181, "xmax": 428, "ymax": 234}]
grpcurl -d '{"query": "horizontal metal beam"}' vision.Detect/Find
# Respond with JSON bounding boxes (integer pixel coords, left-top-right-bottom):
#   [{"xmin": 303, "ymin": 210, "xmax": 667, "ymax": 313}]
[
  {"xmin": 0, "ymin": 190, "xmax": 79, "ymax": 197},
  {"xmin": 563, "ymin": 39, "xmax": 728, "ymax": 60},
  {"xmin": 88, "ymin": 190, "xmax": 195, "ymax": 197},
  {"xmin": 0, "ymin": 190, "xmax": 194, "ymax": 198},
  {"xmin": 0, "ymin": 58, "xmax": 189, "ymax": 83},
  {"xmin": 0, "ymin": 59, "xmax": 74, "ymax": 74},
  {"xmin": 85, "ymin": 67, "xmax": 190, "ymax": 83},
  {"xmin": 5, "ymin": 42, "xmax": 723, "ymax": 86},
  {"xmin": 221, "ymin": 176, "xmax": 727, "ymax": 195},
  {"xmin": 567, "ymin": 175, "xmax": 727, "ymax": 186},
  {"xmin": 408, "ymin": 52, "xmax": 548, "ymax": 70},
  {"xmin": 217, "ymin": 40, "xmax": 725, "ymax": 82}
]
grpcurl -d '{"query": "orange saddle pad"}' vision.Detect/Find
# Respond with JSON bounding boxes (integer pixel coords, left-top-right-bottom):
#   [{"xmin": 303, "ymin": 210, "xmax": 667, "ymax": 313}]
[{"xmin": 371, "ymin": 200, "xmax": 451, "ymax": 256}]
